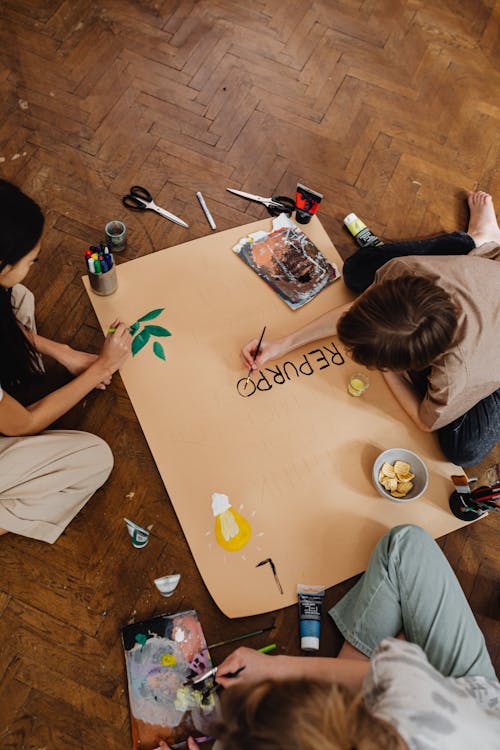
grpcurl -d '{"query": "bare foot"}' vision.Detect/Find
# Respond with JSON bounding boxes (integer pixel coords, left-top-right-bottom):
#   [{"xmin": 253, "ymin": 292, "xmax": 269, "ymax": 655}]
[{"xmin": 466, "ymin": 191, "xmax": 500, "ymax": 246}]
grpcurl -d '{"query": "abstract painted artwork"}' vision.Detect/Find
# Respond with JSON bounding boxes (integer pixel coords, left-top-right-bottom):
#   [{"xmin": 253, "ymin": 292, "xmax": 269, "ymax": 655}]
[
  {"xmin": 122, "ymin": 610, "xmax": 218, "ymax": 749},
  {"xmin": 233, "ymin": 215, "xmax": 339, "ymax": 309}
]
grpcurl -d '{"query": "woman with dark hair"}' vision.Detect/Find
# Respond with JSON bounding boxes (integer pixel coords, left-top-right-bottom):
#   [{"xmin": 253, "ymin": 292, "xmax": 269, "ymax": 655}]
[
  {"xmin": 241, "ymin": 191, "xmax": 500, "ymax": 466},
  {"xmin": 0, "ymin": 179, "xmax": 131, "ymax": 543},
  {"xmin": 157, "ymin": 526, "xmax": 499, "ymax": 750}
]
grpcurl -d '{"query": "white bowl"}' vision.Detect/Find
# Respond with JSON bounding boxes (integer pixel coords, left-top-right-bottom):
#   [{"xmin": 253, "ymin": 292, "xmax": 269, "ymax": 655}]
[{"xmin": 373, "ymin": 448, "xmax": 429, "ymax": 502}]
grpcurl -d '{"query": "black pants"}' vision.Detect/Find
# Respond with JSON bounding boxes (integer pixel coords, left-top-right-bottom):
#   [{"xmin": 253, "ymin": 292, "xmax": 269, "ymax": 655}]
[{"xmin": 342, "ymin": 231, "xmax": 500, "ymax": 467}]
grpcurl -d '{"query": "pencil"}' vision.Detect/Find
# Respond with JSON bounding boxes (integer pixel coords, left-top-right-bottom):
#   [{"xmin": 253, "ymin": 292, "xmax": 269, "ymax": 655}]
[{"xmin": 244, "ymin": 325, "xmax": 266, "ymax": 388}]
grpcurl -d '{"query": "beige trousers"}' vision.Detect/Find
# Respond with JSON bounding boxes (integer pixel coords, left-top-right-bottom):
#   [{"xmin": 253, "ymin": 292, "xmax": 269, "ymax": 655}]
[{"xmin": 0, "ymin": 285, "xmax": 113, "ymax": 543}]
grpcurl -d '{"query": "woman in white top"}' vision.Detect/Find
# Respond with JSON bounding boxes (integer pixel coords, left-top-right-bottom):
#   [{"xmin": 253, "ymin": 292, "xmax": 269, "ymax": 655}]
[
  {"xmin": 158, "ymin": 525, "xmax": 499, "ymax": 750},
  {"xmin": 0, "ymin": 179, "xmax": 131, "ymax": 543}
]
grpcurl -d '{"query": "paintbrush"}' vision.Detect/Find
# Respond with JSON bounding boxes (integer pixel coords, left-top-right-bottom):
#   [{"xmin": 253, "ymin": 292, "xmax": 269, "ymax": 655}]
[
  {"xmin": 185, "ymin": 645, "xmax": 277, "ymax": 686},
  {"xmin": 244, "ymin": 325, "xmax": 266, "ymax": 388},
  {"xmin": 204, "ymin": 622, "xmax": 275, "ymax": 650},
  {"xmin": 152, "ymin": 736, "xmax": 213, "ymax": 750}
]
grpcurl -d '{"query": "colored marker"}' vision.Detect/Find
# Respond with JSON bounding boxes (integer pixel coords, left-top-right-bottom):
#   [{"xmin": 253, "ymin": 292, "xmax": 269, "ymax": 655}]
[
  {"xmin": 168, "ymin": 737, "xmax": 213, "ymax": 750},
  {"xmin": 88, "ymin": 257, "xmax": 95, "ymax": 273},
  {"xmin": 94, "ymin": 259, "xmax": 101, "ymax": 274}
]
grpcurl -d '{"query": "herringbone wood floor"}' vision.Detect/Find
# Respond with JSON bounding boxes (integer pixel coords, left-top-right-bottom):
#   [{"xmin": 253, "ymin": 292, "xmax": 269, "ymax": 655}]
[{"xmin": 1, "ymin": 1, "xmax": 499, "ymax": 747}]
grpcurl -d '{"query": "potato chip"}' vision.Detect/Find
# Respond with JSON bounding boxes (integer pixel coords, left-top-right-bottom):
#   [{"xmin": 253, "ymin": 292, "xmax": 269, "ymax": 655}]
[
  {"xmin": 380, "ymin": 462, "xmax": 396, "ymax": 478},
  {"xmin": 394, "ymin": 460, "xmax": 410, "ymax": 475},
  {"xmin": 396, "ymin": 471, "xmax": 415, "ymax": 482},
  {"xmin": 390, "ymin": 490, "xmax": 406, "ymax": 498},
  {"xmin": 397, "ymin": 481, "xmax": 413, "ymax": 494}
]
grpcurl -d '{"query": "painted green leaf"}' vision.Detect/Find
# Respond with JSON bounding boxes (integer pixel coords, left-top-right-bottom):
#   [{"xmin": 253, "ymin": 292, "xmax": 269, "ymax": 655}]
[
  {"xmin": 136, "ymin": 308, "xmax": 165, "ymax": 323},
  {"xmin": 131, "ymin": 330, "xmax": 151, "ymax": 357},
  {"xmin": 153, "ymin": 341, "xmax": 166, "ymax": 361},
  {"xmin": 143, "ymin": 325, "xmax": 171, "ymax": 337},
  {"xmin": 129, "ymin": 322, "xmax": 140, "ymax": 335}
]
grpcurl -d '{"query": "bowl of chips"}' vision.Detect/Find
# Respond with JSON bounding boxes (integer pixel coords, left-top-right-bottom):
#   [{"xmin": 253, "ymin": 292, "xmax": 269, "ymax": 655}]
[{"xmin": 373, "ymin": 448, "xmax": 429, "ymax": 502}]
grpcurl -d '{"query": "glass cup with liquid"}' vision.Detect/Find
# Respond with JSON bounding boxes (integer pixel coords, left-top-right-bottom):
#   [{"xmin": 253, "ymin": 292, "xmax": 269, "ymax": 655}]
[{"xmin": 348, "ymin": 372, "xmax": 370, "ymax": 397}]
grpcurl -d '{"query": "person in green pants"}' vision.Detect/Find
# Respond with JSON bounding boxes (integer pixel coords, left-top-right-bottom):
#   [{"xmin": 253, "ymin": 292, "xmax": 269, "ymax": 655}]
[{"xmin": 203, "ymin": 525, "xmax": 498, "ymax": 750}]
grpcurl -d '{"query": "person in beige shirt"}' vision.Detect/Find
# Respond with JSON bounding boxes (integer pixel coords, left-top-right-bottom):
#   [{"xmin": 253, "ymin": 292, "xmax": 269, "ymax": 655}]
[
  {"xmin": 241, "ymin": 191, "xmax": 500, "ymax": 467},
  {"xmin": 0, "ymin": 179, "xmax": 131, "ymax": 543}
]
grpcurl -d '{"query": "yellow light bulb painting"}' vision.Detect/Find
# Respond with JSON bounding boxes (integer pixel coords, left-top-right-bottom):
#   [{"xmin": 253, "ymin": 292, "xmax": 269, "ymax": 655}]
[{"xmin": 212, "ymin": 493, "xmax": 252, "ymax": 551}]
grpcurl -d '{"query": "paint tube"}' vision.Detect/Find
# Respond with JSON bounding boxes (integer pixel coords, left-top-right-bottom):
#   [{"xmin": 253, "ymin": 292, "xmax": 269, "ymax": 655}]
[
  {"xmin": 343, "ymin": 213, "xmax": 383, "ymax": 248},
  {"xmin": 297, "ymin": 583, "xmax": 325, "ymax": 651},
  {"xmin": 295, "ymin": 183, "xmax": 323, "ymax": 224}
]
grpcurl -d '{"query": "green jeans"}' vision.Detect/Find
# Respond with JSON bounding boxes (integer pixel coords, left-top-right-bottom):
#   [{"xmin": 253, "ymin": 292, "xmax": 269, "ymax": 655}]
[{"xmin": 329, "ymin": 525, "xmax": 496, "ymax": 680}]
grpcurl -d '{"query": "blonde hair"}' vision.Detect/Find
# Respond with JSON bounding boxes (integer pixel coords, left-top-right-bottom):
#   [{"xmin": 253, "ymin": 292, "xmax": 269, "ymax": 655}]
[{"xmin": 214, "ymin": 679, "xmax": 407, "ymax": 750}]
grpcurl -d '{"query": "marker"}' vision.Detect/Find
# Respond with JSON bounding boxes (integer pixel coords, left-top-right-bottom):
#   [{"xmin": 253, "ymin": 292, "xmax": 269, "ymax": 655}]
[
  {"xmin": 88, "ymin": 257, "xmax": 95, "ymax": 274},
  {"xmin": 244, "ymin": 325, "xmax": 266, "ymax": 388},
  {"xmin": 94, "ymin": 259, "xmax": 101, "ymax": 274},
  {"xmin": 196, "ymin": 191, "xmax": 216, "ymax": 230},
  {"xmin": 168, "ymin": 737, "xmax": 213, "ymax": 750}
]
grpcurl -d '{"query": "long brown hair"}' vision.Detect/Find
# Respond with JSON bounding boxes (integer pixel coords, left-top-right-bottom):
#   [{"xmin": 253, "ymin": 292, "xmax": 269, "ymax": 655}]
[
  {"xmin": 214, "ymin": 679, "xmax": 407, "ymax": 750},
  {"xmin": 337, "ymin": 275, "xmax": 458, "ymax": 372}
]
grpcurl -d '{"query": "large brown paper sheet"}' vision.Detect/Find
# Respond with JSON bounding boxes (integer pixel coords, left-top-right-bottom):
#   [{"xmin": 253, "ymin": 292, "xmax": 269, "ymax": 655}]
[{"xmin": 83, "ymin": 217, "xmax": 467, "ymax": 618}]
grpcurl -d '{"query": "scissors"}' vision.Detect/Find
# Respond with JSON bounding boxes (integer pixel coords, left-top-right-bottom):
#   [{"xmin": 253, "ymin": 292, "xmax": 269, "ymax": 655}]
[
  {"xmin": 122, "ymin": 185, "xmax": 189, "ymax": 228},
  {"xmin": 227, "ymin": 188, "xmax": 296, "ymax": 217}
]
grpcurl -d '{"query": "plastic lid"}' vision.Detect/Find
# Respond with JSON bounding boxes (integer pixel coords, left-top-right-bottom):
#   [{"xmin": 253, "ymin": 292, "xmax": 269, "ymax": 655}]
[
  {"xmin": 343, "ymin": 212, "xmax": 358, "ymax": 225},
  {"xmin": 301, "ymin": 636, "xmax": 320, "ymax": 651}
]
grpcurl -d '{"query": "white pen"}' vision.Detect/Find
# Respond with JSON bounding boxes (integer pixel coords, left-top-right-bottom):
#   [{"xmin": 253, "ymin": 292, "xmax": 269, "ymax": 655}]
[{"xmin": 196, "ymin": 191, "xmax": 216, "ymax": 230}]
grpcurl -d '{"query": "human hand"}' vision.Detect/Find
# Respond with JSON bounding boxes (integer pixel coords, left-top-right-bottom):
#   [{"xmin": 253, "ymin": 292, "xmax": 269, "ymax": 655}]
[
  {"xmin": 240, "ymin": 337, "xmax": 287, "ymax": 371},
  {"xmin": 215, "ymin": 646, "xmax": 275, "ymax": 688},
  {"xmin": 97, "ymin": 320, "xmax": 132, "ymax": 374}
]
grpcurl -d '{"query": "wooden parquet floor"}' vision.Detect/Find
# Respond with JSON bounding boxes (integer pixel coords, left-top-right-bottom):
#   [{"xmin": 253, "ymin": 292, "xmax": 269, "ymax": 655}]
[{"xmin": 0, "ymin": 1, "xmax": 499, "ymax": 747}]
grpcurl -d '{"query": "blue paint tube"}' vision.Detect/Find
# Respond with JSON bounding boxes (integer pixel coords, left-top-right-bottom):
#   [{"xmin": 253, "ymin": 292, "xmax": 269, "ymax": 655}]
[{"xmin": 297, "ymin": 583, "xmax": 325, "ymax": 651}]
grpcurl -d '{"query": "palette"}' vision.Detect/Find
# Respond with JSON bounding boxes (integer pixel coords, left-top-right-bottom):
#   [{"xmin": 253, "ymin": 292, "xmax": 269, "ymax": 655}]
[
  {"xmin": 122, "ymin": 610, "xmax": 217, "ymax": 749},
  {"xmin": 83, "ymin": 216, "xmax": 469, "ymax": 618}
]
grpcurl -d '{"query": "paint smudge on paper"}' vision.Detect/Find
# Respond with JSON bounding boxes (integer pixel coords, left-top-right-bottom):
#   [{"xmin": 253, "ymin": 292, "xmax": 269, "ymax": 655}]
[
  {"xmin": 256, "ymin": 557, "xmax": 284, "ymax": 594},
  {"xmin": 212, "ymin": 493, "xmax": 251, "ymax": 552},
  {"xmin": 130, "ymin": 308, "xmax": 171, "ymax": 362}
]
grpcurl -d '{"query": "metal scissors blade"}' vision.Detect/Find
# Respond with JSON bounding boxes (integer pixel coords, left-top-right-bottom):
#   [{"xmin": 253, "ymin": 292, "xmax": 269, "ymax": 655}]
[
  {"xmin": 226, "ymin": 188, "xmax": 286, "ymax": 209},
  {"xmin": 148, "ymin": 200, "xmax": 189, "ymax": 229}
]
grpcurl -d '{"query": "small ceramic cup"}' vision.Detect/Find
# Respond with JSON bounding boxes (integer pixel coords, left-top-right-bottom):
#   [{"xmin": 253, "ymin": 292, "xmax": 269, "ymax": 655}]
[{"xmin": 105, "ymin": 220, "xmax": 127, "ymax": 252}]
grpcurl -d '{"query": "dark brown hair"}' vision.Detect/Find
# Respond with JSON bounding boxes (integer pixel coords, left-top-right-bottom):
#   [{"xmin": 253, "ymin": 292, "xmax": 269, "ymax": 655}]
[
  {"xmin": 337, "ymin": 275, "xmax": 458, "ymax": 371},
  {"xmin": 214, "ymin": 679, "xmax": 406, "ymax": 750},
  {"xmin": 0, "ymin": 179, "xmax": 45, "ymax": 388}
]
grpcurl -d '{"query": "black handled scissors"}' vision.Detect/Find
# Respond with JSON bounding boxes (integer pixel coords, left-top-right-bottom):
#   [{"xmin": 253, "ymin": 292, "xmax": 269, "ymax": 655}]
[
  {"xmin": 226, "ymin": 188, "xmax": 296, "ymax": 217},
  {"xmin": 122, "ymin": 185, "xmax": 189, "ymax": 228}
]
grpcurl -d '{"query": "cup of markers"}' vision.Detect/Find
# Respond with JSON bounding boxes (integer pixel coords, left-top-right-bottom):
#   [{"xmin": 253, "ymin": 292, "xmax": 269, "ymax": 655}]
[{"xmin": 85, "ymin": 243, "xmax": 118, "ymax": 296}]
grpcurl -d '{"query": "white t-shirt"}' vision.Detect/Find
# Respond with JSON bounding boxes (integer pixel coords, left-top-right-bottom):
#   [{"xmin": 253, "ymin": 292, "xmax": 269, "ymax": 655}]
[{"xmin": 364, "ymin": 638, "xmax": 500, "ymax": 750}]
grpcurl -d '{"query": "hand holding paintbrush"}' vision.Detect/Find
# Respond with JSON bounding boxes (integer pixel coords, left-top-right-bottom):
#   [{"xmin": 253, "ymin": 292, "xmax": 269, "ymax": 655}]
[{"xmin": 242, "ymin": 325, "xmax": 266, "ymax": 389}]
